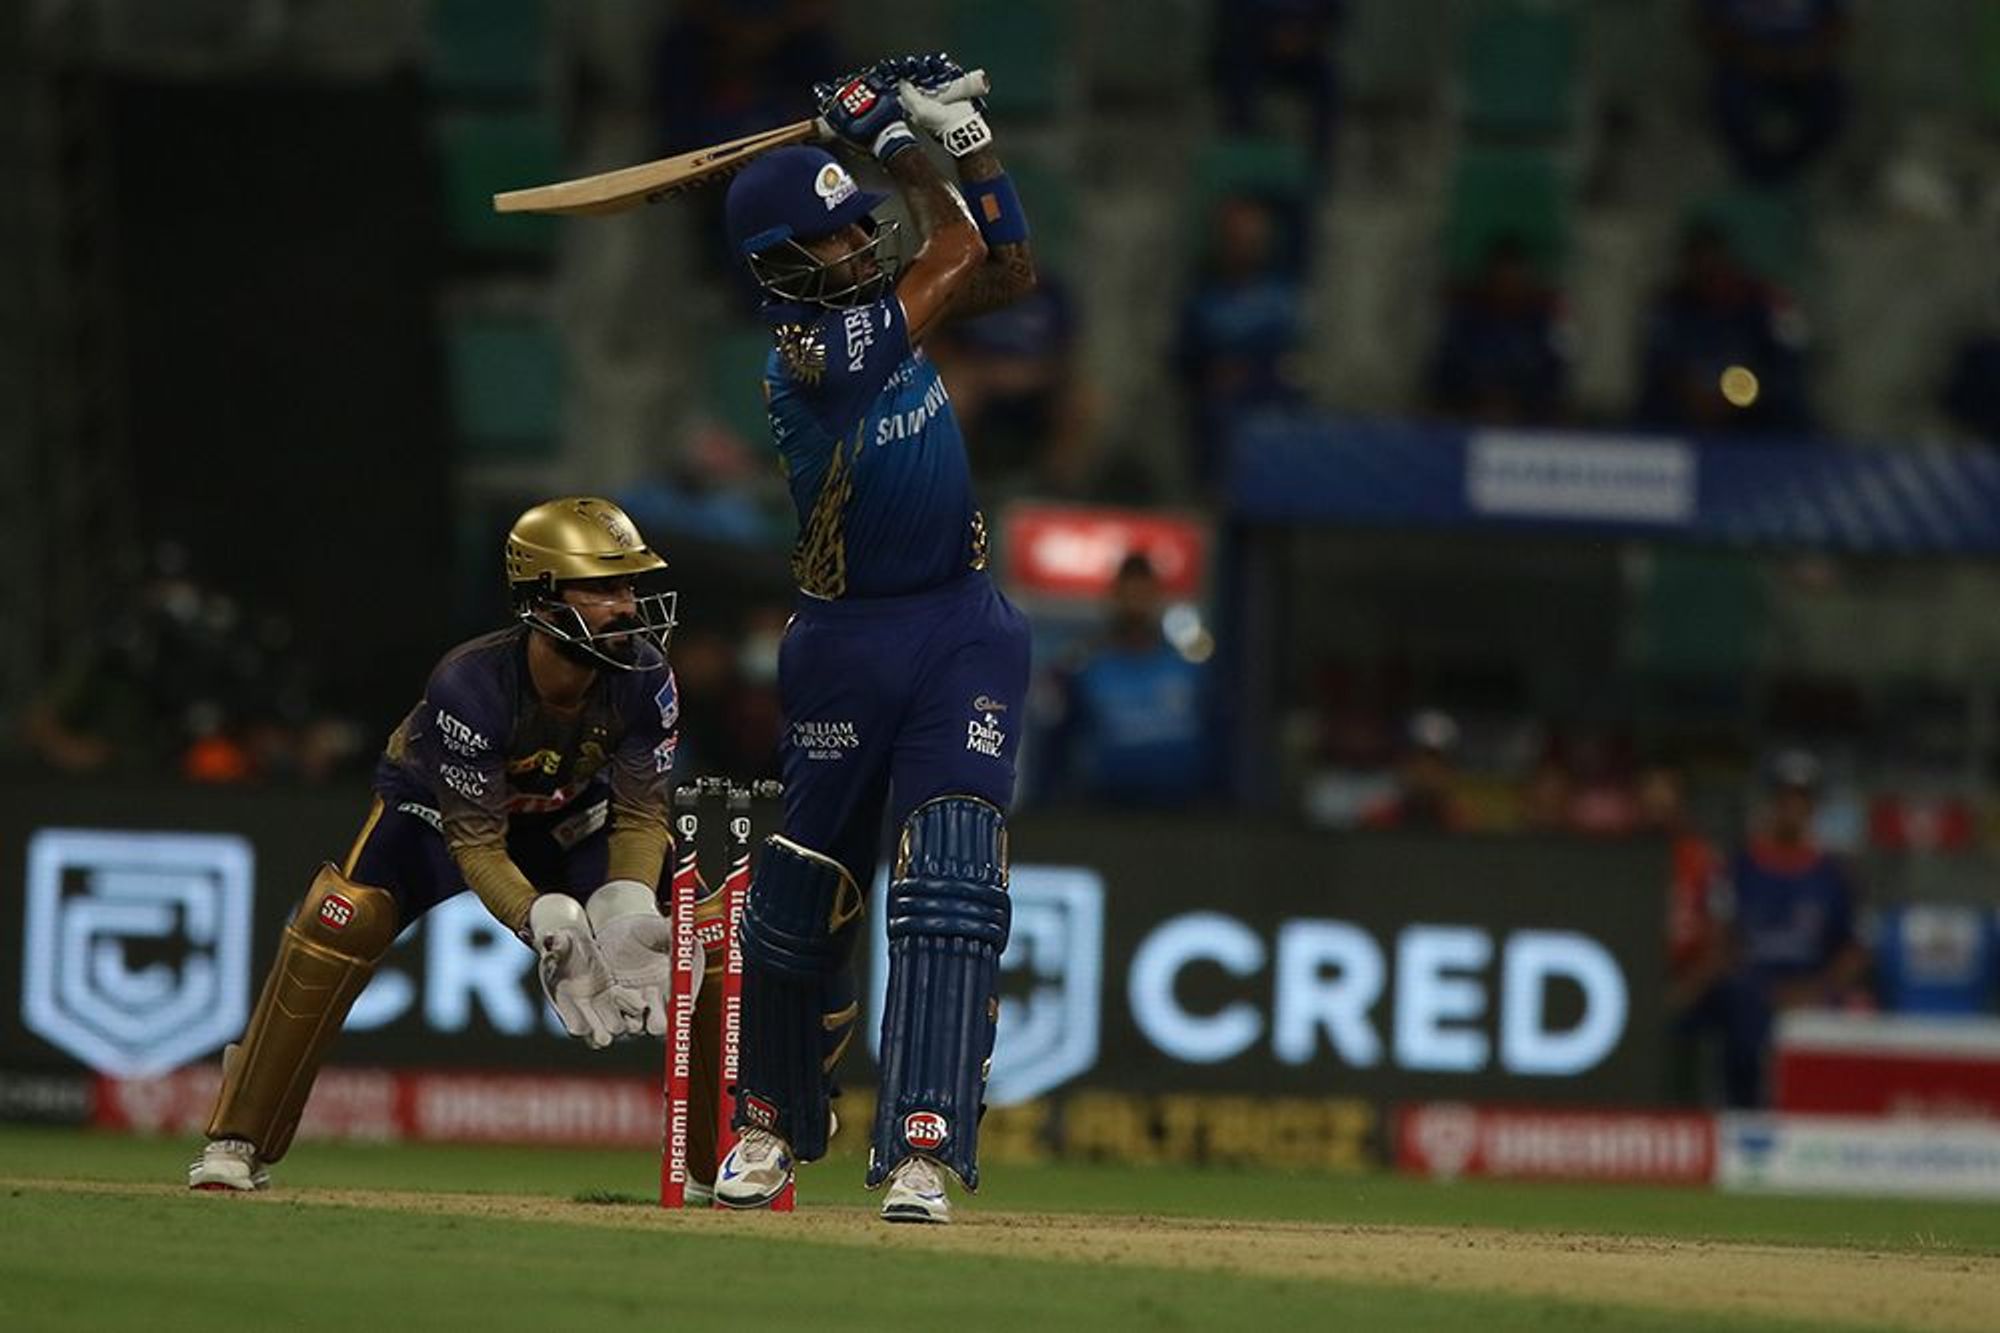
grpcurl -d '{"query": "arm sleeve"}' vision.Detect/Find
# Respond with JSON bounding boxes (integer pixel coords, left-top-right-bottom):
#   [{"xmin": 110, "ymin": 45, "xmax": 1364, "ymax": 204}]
[
  {"xmin": 797, "ymin": 297, "xmax": 913, "ymax": 434},
  {"xmin": 415, "ymin": 668, "xmax": 540, "ymax": 934},
  {"xmin": 604, "ymin": 665, "xmax": 679, "ymax": 889}
]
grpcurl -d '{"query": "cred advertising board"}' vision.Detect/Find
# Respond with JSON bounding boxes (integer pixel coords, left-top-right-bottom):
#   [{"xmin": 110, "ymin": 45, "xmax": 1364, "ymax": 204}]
[{"xmin": 1, "ymin": 787, "xmax": 1669, "ymax": 1109}]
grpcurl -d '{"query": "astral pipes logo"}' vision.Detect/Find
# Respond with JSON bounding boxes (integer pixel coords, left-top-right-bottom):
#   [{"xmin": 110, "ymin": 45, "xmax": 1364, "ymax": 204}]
[{"xmin": 22, "ymin": 829, "xmax": 254, "ymax": 1076}]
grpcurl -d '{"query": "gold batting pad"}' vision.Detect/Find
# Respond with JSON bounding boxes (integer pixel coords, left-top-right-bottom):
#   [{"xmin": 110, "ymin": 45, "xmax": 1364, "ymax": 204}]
[{"xmin": 206, "ymin": 863, "xmax": 400, "ymax": 1162}]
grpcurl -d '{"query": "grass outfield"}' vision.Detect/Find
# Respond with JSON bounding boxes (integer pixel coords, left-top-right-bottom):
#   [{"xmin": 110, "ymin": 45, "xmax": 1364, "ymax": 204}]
[{"xmin": 2, "ymin": 1126, "xmax": 1996, "ymax": 1332}]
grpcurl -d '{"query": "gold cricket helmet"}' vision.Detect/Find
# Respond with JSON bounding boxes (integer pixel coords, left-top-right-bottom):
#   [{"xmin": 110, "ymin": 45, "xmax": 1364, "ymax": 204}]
[{"xmin": 504, "ymin": 497, "xmax": 676, "ymax": 672}]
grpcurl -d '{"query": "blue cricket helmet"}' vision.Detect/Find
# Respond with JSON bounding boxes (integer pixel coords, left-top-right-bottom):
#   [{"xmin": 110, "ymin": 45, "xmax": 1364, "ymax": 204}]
[{"xmin": 725, "ymin": 145, "xmax": 887, "ymax": 257}]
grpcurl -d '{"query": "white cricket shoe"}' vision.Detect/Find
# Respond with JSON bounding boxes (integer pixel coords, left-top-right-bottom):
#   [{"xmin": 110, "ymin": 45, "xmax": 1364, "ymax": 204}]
[
  {"xmin": 685, "ymin": 1177, "xmax": 715, "ymax": 1208},
  {"xmin": 187, "ymin": 1138, "xmax": 269, "ymax": 1192},
  {"xmin": 880, "ymin": 1155, "xmax": 950, "ymax": 1225},
  {"xmin": 714, "ymin": 1128, "xmax": 794, "ymax": 1209}
]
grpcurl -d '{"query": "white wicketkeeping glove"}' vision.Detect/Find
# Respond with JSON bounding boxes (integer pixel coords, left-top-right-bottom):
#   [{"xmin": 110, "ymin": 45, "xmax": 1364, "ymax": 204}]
[
  {"xmin": 529, "ymin": 894, "xmax": 641, "ymax": 1050},
  {"xmin": 587, "ymin": 879, "xmax": 694, "ymax": 1039},
  {"xmin": 897, "ymin": 71, "xmax": 993, "ymax": 159}
]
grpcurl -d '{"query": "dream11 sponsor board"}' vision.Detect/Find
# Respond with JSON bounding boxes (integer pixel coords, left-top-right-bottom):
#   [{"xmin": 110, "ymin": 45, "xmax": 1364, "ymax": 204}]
[{"xmin": 1397, "ymin": 1103, "xmax": 1717, "ymax": 1185}]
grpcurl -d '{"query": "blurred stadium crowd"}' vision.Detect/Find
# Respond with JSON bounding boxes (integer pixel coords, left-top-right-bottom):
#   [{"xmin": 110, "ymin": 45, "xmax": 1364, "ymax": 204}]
[{"xmin": 12, "ymin": 0, "xmax": 2000, "ymax": 1094}]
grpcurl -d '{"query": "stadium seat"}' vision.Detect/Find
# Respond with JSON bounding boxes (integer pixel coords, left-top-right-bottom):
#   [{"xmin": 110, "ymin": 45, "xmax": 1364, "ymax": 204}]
[
  {"xmin": 1460, "ymin": 1, "xmax": 1579, "ymax": 138},
  {"xmin": 1081, "ymin": 0, "xmax": 1208, "ymax": 108},
  {"xmin": 428, "ymin": 0, "xmax": 547, "ymax": 99},
  {"xmin": 446, "ymin": 314, "xmax": 563, "ymax": 459},
  {"xmin": 1342, "ymin": 0, "xmax": 1453, "ymax": 115},
  {"xmin": 1628, "ymin": 549, "xmax": 1765, "ymax": 679},
  {"xmin": 707, "ymin": 324, "xmax": 777, "ymax": 445},
  {"xmin": 1688, "ymin": 184, "xmax": 1810, "ymax": 287},
  {"xmin": 1196, "ymin": 135, "xmax": 1314, "ymax": 210},
  {"xmin": 1976, "ymin": 3, "xmax": 2000, "ymax": 122},
  {"xmin": 949, "ymin": 0, "xmax": 1069, "ymax": 117},
  {"xmin": 433, "ymin": 110, "xmax": 562, "ymax": 256},
  {"xmin": 1443, "ymin": 145, "xmax": 1568, "ymax": 276},
  {"xmin": 1004, "ymin": 153, "xmax": 1077, "ymax": 270}
]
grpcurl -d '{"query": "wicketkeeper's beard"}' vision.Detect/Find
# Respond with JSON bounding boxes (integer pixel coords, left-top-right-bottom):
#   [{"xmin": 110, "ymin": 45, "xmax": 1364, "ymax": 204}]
[
  {"xmin": 587, "ymin": 613, "xmax": 645, "ymax": 667},
  {"xmin": 542, "ymin": 614, "xmax": 643, "ymax": 670}
]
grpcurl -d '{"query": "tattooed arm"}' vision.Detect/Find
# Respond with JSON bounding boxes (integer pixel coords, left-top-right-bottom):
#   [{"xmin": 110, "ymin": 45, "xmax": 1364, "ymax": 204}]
[
  {"xmin": 948, "ymin": 148, "xmax": 1038, "ymax": 318},
  {"xmin": 884, "ymin": 147, "xmax": 987, "ymax": 344}
]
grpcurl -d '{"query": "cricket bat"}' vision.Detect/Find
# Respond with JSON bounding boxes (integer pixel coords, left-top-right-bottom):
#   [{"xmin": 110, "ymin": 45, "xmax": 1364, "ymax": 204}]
[
  {"xmin": 492, "ymin": 71, "xmax": 990, "ymax": 218},
  {"xmin": 493, "ymin": 120, "xmax": 823, "ymax": 217}
]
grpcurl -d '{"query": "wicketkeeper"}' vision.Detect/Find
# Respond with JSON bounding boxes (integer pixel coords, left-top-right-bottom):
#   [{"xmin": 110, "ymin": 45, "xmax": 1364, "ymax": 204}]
[
  {"xmin": 710, "ymin": 54, "xmax": 1036, "ymax": 1224},
  {"xmin": 187, "ymin": 498, "xmax": 730, "ymax": 1193}
]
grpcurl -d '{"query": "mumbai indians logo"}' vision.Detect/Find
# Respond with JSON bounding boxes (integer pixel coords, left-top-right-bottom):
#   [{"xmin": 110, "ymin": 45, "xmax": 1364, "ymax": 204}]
[
  {"xmin": 814, "ymin": 162, "xmax": 857, "ymax": 211},
  {"xmin": 903, "ymin": 1110, "xmax": 949, "ymax": 1151},
  {"xmin": 21, "ymin": 829, "xmax": 254, "ymax": 1077},
  {"xmin": 869, "ymin": 866, "xmax": 1105, "ymax": 1105}
]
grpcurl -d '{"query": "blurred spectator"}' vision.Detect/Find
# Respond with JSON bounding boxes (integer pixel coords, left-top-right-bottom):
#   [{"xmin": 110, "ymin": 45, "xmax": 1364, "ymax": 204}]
[
  {"xmin": 1518, "ymin": 753, "xmax": 1574, "ymax": 833},
  {"xmin": 1426, "ymin": 234, "xmax": 1573, "ymax": 426},
  {"xmin": 1039, "ymin": 553, "xmax": 1213, "ymax": 807},
  {"xmin": 1173, "ymin": 193, "xmax": 1307, "ymax": 489},
  {"xmin": 930, "ymin": 275, "xmax": 1099, "ymax": 498},
  {"xmin": 1941, "ymin": 327, "xmax": 2000, "ymax": 445},
  {"xmin": 1869, "ymin": 903, "xmax": 2000, "ymax": 1016},
  {"xmin": 1565, "ymin": 731, "xmax": 1641, "ymax": 835},
  {"xmin": 1636, "ymin": 221, "xmax": 1809, "ymax": 434},
  {"xmin": 1641, "ymin": 762, "xmax": 1729, "ymax": 1013},
  {"xmin": 23, "ymin": 543, "xmax": 358, "ymax": 783},
  {"xmin": 1208, "ymin": 0, "xmax": 1345, "ymax": 171},
  {"xmin": 1359, "ymin": 709, "xmax": 1467, "ymax": 832},
  {"xmin": 1695, "ymin": 750, "xmax": 1869, "ymax": 1105},
  {"xmin": 653, "ymin": 0, "xmax": 839, "ymax": 156},
  {"xmin": 1695, "ymin": 0, "xmax": 1851, "ymax": 185}
]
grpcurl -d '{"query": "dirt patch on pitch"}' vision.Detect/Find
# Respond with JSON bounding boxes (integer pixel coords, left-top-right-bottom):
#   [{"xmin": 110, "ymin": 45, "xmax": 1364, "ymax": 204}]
[{"xmin": 13, "ymin": 1178, "xmax": 1996, "ymax": 1330}]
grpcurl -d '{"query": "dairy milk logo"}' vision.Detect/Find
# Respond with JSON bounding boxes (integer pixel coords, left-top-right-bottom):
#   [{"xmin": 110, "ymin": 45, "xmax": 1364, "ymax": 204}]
[
  {"xmin": 22, "ymin": 829, "xmax": 254, "ymax": 1076},
  {"xmin": 869, "ymin": 865, "xmax": 1104, "ymax": 1104},
  {"xmin": 966, "ymin": 709, "xmax": 1006, "ymax": 759}
]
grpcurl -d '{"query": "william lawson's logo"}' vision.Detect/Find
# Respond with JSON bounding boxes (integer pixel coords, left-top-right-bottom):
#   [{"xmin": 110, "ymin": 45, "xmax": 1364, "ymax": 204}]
[{"xmin": 22, "ymin": 829, "xmax": 254, "ymax": 1076}]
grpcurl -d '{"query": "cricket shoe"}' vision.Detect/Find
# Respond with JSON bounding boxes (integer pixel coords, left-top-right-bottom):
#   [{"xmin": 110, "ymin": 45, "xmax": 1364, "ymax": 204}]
[
  {"xmin": 685, "ymin": 1178, "xmax": 715, "ymax": 1208},
  {"xmin": 879, "ymin": 1155, "xmax": 950, "ymax": 1225},
  {"xmin": 187, "ymin": 1138, "xmax": 269, "ymax": 1192},
  {"xmin": 714, "ymin": 1128, "xmax": 794, "ymax": 1209}
]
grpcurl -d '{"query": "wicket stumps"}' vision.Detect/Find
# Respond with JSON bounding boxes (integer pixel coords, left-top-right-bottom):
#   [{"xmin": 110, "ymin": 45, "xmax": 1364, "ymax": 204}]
[{"xmin": 660, "ymin": 777, "xmax": 790, "ymax": 1210}]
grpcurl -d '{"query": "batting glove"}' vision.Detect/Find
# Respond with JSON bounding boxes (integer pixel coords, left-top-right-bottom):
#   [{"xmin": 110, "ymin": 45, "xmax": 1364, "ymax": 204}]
[
  {"xmin": 872, "ymin": 52, "xmax": 974, "ymax": 99},
  {"xmin": 587, "ymin": 878, "xmax": 694, "ymax": 1039},
  {"xmin": 529, "ymin": 893, "xmax": 636, "ymax": 1050},
  {"xmin": 813, "ymin": 71, "xmax": 919, "ymax": 165},
  {"xmin": 897, "ymin": 73, "xmax": 993, "ymax": 158}
]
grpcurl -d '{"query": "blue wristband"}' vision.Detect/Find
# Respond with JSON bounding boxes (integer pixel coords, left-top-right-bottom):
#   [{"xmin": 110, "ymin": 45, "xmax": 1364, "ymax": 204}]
[{"xmin": 963, "ymin": 173, "xmax": 1029, "ymax": 246}]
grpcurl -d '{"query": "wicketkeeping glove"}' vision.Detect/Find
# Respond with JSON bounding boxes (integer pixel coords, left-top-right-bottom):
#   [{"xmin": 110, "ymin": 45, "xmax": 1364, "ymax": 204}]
[
  {"xmin": 587, "ymin": 879, "xmax": 692, "ymax": 1039},
  {"xmin": 528, "ymin": 893, "xmax": 638, "ymax": 1050},
  {"xmin": 813, "ymin": 70, "xmax": 919, "ymax": 165}
]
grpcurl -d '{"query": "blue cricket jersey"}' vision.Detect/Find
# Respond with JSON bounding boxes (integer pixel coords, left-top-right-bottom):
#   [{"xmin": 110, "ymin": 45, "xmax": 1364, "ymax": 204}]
[
  {"xmin": 760, "ymin": 295, "xmax": 985, "ymax": 599},
  {"xmin": 1722, "ymin": 838, "xmax": 1858, "ymax": 984}
]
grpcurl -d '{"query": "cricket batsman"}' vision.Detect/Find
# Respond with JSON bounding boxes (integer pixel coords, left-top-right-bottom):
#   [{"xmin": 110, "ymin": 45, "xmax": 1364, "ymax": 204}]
[
  {"xmin": 187, "ymin": 498, "xmax": 723, "ymax": 1192},
  {"xmin": 710, "ymin": 55, "xmax": 1036, "ymax": 1224}
]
